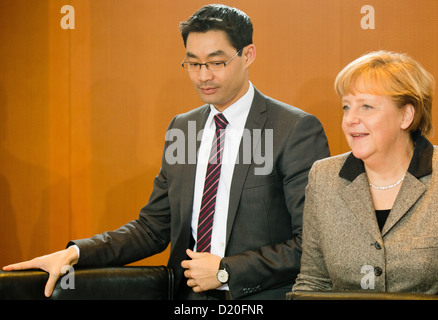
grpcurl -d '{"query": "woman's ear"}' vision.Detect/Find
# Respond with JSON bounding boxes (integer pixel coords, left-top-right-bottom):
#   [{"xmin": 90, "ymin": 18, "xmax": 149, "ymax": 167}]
[{"xmin": 401, "ymin": 103, "xmax": 415, "ymax": 130}]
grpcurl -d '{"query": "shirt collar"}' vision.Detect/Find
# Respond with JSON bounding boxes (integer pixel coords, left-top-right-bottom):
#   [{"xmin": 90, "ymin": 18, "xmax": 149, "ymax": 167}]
[
  {"xmin": 208, "ymin": 82, "xmax": 254, "ymax": 129},
  {"xmin": 339, "ymin": 131, "xmax": 434, "ymax": 182}
]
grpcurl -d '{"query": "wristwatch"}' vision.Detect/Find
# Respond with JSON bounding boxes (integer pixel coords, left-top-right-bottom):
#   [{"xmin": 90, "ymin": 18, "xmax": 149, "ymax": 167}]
[{"xmin": 216, "ymin": 260, "xmax": 229, "ymax": 284}]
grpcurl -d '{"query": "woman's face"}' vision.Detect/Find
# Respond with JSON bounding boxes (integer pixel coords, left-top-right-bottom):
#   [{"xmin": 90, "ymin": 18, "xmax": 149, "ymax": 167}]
[{"xmin": 341, "ymin": 89, "xmax": 413, "ymax": 165}]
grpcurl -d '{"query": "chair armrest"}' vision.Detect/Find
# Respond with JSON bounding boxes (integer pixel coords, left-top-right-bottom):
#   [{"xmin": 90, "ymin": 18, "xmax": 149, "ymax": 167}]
[
  {"xmin": 0, "ymin": 266, "xmax": 174, "ymax": 300},
  {"xmin": 286, "ymin": 290, "xmax": 438, "ymax": 300}
]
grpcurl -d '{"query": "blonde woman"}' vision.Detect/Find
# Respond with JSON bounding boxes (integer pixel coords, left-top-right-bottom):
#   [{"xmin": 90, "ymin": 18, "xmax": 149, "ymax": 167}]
[{"xmin": 293, "ymin": 51, "xmax": 438, "ymax": 294}]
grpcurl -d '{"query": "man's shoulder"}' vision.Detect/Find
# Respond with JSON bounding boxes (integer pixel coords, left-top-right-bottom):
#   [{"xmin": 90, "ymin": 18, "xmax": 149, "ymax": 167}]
[
  {"xmin": 175, "ymin": 104, "xmax": 210, "ymax": 120},
  {"xmin": 256, "ymin": 89, "xmax": 313, "ymax": 119},
  {"xmin": 166, "ymin": 104, "xmax": 209, "ymax": 130}
]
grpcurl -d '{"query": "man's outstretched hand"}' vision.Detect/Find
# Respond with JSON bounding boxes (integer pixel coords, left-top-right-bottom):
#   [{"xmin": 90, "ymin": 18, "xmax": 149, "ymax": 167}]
[{"xmin": 3, "ymin": 246, "xmax": 79, "ymax": 297}]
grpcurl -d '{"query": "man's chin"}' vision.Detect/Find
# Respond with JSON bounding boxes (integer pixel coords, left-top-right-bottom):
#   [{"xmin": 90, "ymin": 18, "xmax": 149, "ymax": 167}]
[{"xmin": 198, "ymin": 93, "xmax": 221, "ymax": 106}]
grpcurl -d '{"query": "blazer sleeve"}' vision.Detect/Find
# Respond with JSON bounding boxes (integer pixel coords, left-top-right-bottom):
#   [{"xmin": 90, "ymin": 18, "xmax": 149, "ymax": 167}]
[
  {"xmin": 68, "ymin": 118, "xmax": 176, "ymax": 267},
  {"xmin": 222, "ymin": 114, "xmax": 330, "ymax": 298},
  {"xmin": 292, "ymin": 161, "xmax": 333, "ymax": 292}
]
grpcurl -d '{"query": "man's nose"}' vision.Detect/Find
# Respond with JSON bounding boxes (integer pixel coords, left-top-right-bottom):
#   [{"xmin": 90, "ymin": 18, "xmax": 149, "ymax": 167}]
[{"xmin": 197, "ymin": 64, "xmax": 214, "ymax": 81}]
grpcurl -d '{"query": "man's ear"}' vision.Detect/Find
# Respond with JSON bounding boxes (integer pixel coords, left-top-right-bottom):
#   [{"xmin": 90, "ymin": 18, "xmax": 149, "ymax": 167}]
[{"xmin": 243, "ymin": 44, "xmax": 256, "ymax": 67}]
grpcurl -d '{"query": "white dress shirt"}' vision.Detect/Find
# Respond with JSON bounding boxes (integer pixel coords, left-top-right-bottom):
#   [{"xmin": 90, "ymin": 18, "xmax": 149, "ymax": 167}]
[{"xmin": 191, "ymin": 82, "xmax": 254, "ymax": 258}]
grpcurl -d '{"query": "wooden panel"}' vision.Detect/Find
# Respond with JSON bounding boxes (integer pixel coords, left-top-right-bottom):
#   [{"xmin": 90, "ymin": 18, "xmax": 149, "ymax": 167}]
[{"xmin": 0, "ymin": 0, "xmax": 52, "ymax": 264}]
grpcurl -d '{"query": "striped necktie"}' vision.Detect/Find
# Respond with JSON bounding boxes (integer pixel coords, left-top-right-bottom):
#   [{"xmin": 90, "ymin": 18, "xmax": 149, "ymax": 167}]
[{"xmin": 196, "ymin": 113, "xmax": 228, "ymax": 253}]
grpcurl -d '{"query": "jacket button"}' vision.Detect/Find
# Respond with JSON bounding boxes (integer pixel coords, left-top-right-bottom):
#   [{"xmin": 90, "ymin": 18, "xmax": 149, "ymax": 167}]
[
  {"xmin": 374, "ymin": 242, "xmax": 382, "ymax": 250},
  {"xmin": 374, "ymin": 267, "xmax": 383, "ymax": 276}
]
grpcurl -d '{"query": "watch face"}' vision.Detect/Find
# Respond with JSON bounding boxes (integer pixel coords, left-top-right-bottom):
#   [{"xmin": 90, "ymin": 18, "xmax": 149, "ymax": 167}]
[{"xmin": 217, "ymin": 269, "xmax": 229, "ymax": 283}]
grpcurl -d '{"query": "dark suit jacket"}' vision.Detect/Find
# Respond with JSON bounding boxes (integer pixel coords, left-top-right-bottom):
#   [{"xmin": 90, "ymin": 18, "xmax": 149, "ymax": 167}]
[{"xmin": 69, "ymin": 88, "xmax": 330, "ymax": 299}]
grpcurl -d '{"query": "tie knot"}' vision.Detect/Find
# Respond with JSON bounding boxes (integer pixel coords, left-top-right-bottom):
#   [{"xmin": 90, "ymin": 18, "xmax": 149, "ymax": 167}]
[{"xmin": 214, "ymin": 113, "xmax": 228, "ymax": 130}]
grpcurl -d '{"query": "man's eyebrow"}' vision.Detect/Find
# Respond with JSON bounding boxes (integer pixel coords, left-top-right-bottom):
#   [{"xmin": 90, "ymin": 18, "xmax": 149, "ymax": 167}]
[
  {"xmin": 185, "ymin": 52, "xmax": 198, "ymax": 59},
  {"xmin": 185, "ymin": 50, "xmax": 228, "ymax": 59},
  {"xmin": 207, "ymin": 50, "xmax": 227, "ymax": 58}
]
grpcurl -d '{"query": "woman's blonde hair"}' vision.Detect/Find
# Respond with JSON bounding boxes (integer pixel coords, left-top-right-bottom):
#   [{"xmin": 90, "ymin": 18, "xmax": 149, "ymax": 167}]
[{"xmin": 335, "ymin": 51, "xmax": 436, "ymax": 137}]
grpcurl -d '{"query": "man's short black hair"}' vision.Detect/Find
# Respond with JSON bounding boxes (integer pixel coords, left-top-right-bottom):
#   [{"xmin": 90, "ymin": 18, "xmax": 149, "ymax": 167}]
[{"xmin": 180, "ymin": 4, "xmax": 253, "ymax": 55}]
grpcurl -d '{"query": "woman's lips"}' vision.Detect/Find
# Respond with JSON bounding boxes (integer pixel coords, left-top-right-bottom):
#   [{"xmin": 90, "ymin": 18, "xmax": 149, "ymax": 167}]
[{"xmin": 351, "ymin": 133, "xmax": 369, "ymax": 138}]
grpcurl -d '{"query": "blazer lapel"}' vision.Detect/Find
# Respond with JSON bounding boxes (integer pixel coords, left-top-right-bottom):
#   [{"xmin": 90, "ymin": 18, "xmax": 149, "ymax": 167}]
[
  {"xmin": 340, "ymin": 173, "xmax": 383, "ymax": 243},
  {"xmin": 381, "ymin": 173, "xmax": 427, "ymax": 236},
  {"xmin": 382, "ymin": 134, "xmax": 434, "ymax": 235},
  {"xmin": 338, "ymin": 134, "xmax": 433, "ymax": 240},
  {"xmin": 339, "ymin": 169, "xmax": 427, "ymax": 241},
  {"xmin": 226, "ymin": 89, "xmax": 268, "ymax": 245}
]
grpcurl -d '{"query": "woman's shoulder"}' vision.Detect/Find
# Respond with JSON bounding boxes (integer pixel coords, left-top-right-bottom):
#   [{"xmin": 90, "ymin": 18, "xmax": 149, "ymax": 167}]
[
  {"xmin": 313, "ymin": 152, "xmax": 351, "ymax": 170},
  {"xmin": 308, "ymin": 152, "xmax": 354, "ymax": 189}
]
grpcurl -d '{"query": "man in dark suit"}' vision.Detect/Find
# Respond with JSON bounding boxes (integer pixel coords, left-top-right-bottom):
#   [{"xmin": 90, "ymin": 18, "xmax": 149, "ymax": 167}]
[{"xmin": 3, "ymin": 4, "xmax": 330, "ymax": 299}]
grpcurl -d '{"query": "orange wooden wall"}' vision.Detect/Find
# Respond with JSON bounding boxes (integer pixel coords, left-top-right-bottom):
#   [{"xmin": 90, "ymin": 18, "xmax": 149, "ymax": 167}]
[{"xmin": 1, "ymin": 0, "xmax": 437, "ymax": 267}]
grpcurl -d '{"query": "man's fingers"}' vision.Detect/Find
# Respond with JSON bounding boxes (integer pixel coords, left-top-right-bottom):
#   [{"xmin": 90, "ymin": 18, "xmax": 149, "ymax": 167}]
[
  {"xmin": 181, "ymin": 259, "xmax": 190, "ymax": 269},
  {"xmin": 44, "ymin": 273, "xmax": 60, "ymax": 298},
  {"xmin": 186, "ymin": 249, "xmax": 203, "ymax": 259},
  {"xmin": 2, "ymin": 249, "xmax": 80, "ymax": 298},
  {"xmin": 187, "ymin": 279, "xmax": 200, "ymax": 292},
  {"xmin": 3, "ymin": 259, "xmax": 38, "ymax": 271},
  {"xmin": 186, "ymin": 249, "xmax": 195, "ymax": 258}
]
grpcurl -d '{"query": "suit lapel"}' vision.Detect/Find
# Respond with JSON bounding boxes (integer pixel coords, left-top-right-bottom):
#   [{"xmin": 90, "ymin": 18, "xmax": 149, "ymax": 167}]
[
  {"xmin": 340, "ymin": 173, "xmax": 383, "ymax": 243},
  {"xmin": 381, "ymin": 173, "xmax": 427, "ymax": 236},
  {"xmin": 179, "ymin": 106, "xmax": 210, "ymax": 234},
  {"xmin": 226, "ymin": 89, "xmax": 268, "ymax": 245}
]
